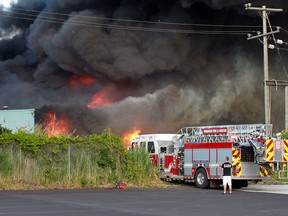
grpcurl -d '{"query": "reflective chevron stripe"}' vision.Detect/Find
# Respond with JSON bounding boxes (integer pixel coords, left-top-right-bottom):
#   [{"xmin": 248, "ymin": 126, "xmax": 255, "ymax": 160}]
[
  {"xmin": 283, "ymin": 140, "xmax": 288, "ymax": 161},
  {"xmin": 232, "ymin": 148, "xmax": 241, "ymax": 177},
  {"xmin": 259, "ymin": 165, "xmax": 273, "ymax": 177},
  {"xmin": 266, "ymin": 140, "xmax": 274, "ymax": 161}
]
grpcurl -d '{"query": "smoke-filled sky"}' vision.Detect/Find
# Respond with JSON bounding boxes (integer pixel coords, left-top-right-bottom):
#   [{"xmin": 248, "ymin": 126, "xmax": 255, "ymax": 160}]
[{"xmin": 0, "ymin": 0, "xmax": 288, "ymax": 135}]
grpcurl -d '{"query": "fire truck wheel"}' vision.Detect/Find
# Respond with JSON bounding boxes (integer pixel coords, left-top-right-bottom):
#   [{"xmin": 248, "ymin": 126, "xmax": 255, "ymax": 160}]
[{"xmin": 195, "ymin": 168, "xmax": 209, "ymax": 189}]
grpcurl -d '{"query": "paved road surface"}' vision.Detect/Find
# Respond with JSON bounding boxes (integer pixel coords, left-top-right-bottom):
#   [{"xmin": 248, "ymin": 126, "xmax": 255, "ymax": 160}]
[
  {"xmin": 240, "ymin": 184, "xmax": 288, "ymax": 194},
  {"xmin": 0, "ymin": 185, "xmax": 287, "ymax": 216}
]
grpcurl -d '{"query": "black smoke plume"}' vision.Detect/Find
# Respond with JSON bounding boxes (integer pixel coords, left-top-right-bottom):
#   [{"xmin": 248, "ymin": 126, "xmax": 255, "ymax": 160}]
[{"xmin": 1, "ymin": 0, "xmax": 288, "ymax": 135}]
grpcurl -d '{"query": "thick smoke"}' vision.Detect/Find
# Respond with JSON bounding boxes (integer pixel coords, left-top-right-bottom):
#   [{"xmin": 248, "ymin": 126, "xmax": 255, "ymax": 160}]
[
  {"xmin": 0, "ymin": 0, "xmax": 287, "ymax": 135},
  {"xmin": 181, "ymin": 0, "xmax": 288, "ymax": 10}
]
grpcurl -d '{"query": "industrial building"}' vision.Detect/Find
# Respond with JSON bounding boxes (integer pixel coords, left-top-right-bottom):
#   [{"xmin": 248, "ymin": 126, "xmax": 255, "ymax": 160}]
[{"xmin": 0, "ymin": 107, "xmax": 35, "ymax": 133}]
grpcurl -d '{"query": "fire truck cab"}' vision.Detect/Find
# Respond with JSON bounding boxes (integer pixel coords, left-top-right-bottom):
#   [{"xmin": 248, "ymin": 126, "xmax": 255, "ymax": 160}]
[
  {"xmin": 130, "ymin": 124, "xmax": 288, "ymax": 189},
  {"xmin": 130, "ymin": 134, "xmax": 176, "ymax": 166}
]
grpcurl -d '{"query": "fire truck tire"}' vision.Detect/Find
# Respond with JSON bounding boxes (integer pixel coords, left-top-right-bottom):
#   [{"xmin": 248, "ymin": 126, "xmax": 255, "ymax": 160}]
[{"xmin": 195, "ymin": 168, "xmax": 209, "ymax": 189}]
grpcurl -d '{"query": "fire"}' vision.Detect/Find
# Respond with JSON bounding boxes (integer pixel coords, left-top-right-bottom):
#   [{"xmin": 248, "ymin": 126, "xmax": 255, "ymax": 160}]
[
  {"xmin": 121, "ymin": 128, "xmax": 141, "ymax": 149},
  {"xmin": 69, "ymin": 74, "xmax": 96, "ymax": 87},
  {"xmin": 44, "ymin": 113, "xmax": 70, "ymax": 137},
  {"xmin": 87, "ymin": 85, "xmax": 115, "ymax": 108}
]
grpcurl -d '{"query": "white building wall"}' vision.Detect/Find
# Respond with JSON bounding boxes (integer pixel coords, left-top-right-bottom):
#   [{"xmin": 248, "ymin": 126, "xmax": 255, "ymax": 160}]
[{"xmin": 0, "ymin": 109, "xmax": 35, "ymax": 133}]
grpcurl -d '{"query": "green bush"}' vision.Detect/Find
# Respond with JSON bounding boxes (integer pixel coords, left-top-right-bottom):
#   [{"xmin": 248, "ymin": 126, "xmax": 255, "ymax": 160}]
[
  {"xmin": 120, "ymin": 148, "xmax": 159, "ymax": 185},
  {"xmin": 80, "ymin": 177, "xmax": 88, "ymax": 187},
  {"xmin": 0, "ymin": 131, "xmax": 159, "ymax": 189},
  {"xmin": 0, "ymin": 125, "xmax": 12, "ymax": 135},
  {"xmin": 281, "ymin": 131, "xmax": 288, "ymax": 139}
]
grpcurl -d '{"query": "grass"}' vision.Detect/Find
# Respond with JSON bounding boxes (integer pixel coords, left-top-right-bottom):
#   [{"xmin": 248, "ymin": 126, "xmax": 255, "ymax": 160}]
[{"xmin": 0, "ymin": 145, "xmax": 165, "ymax": 190}]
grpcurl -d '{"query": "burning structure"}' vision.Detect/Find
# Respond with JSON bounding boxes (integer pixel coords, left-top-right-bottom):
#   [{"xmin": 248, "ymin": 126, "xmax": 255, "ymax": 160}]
[{"xmin": 0, "ymin": 0, "xmax": 288, "ymax": 138}]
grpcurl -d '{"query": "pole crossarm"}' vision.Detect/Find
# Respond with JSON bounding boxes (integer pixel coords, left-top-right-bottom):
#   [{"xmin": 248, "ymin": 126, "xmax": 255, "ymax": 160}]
[
  {"xmin": 245, "ymin": 3, "xmax": 283, "ymax": 12},
  {"xmin": 266, "ymin": 80, "xmax": 288, "ymax": 87},
  {"xmin": 247, "ymin": 29, "xmax": 280, "ymax": 40},
  {"xmin": 246, "ymin": 6, "xmax": 283, "ymax": 12}
]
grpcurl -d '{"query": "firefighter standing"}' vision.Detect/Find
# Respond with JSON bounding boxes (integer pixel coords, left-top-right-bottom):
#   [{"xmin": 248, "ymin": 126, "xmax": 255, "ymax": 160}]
[{"xmin": 221, "ymin": 156, "xmax": 232, "ymax": 194}]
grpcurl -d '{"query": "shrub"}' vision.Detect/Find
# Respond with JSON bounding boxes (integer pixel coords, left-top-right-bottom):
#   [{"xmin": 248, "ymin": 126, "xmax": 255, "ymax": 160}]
[
  {"xmin": 0, "ymin": 130, "xmax": 159, "ymax": 189},
  {"xmin": 0, "ymin": 125, "xmax": 12, "ymax": 135},
  {"xmin": 120, "ymin": 148, "xmax": 159, "ymax": 185}
]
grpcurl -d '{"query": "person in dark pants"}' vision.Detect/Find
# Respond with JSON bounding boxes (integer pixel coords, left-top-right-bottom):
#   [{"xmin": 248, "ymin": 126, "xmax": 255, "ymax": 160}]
[{"xmin": 222, "ymin": 156, "xmax": 232, "ymax": 194}]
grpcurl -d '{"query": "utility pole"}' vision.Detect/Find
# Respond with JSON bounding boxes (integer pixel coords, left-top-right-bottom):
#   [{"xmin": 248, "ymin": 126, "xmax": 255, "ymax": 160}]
[
  {"xmin": 245, "ymin": 3, "xmax": 283, "ymax": 125},
  {"xmin": 266, "ymin": 80, "xmax": 288, "ymax": 130}
]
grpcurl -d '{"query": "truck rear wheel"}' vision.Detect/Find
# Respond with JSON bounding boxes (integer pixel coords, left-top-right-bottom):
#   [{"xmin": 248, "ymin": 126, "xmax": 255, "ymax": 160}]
[{"xmin": 195, "ymin": 168, "xmax": 209, "ymax": 189}]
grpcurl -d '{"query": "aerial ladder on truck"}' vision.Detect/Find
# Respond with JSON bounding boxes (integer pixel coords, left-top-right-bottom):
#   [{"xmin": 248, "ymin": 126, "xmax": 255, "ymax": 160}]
[
  {"xmin": 171, "ymin": 124, "xmax": 288, "ymax": 188},
  {"xmin": 130, "ymin": 124, "xmax": 288, "ymax": 188}
]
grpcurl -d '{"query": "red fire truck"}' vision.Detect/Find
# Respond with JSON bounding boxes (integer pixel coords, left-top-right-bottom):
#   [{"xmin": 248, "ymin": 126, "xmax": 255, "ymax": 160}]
[{"xmin": 130, "ymin": 124, "xmax": 288, "ymax": 188}]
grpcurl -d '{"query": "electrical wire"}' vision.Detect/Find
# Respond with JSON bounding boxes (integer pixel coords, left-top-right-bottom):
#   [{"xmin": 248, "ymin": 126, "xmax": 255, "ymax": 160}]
[
  {"xmin": 0, "ymin": 6, "xmax": 266, "ymax": 36},
  {"xmin": 0, "ymin": 15, "xmax": 253, "ymax": 35},
  {"xmin": 0, "ymin": 10, "xmax": 256, "ymax": 35},
  {"xmin": 9, "ymin": 7, "xmax": 265, "ymax": 29},
  {"xmin": 277, "ymin": 47, "xmax": 288, "ymax": 51},
  {"xmin": 5, "ymin": 10, "xmax": 253, "ymax": 33},
  {"xmin": 281, "ymin": 27, "xmax": 288, "ymax": 35},
  {"xmin": 267, "ymin": 14, "xmax": 280, "ymax": 54},
  {"xmin": 267, "ymin": 14, "xmax": 288, "ymax": 77}
]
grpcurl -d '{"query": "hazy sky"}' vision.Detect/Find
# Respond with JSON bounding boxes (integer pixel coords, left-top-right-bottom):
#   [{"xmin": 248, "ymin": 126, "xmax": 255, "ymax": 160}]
[{"xmin": 0, "ymin": 0, "xmax": 18, "ymax": 8}]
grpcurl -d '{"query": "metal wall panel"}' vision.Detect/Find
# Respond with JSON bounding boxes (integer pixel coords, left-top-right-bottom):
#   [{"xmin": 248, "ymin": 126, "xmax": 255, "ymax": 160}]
[
  {"xmin": 210, "ymin": 149, "xmax": 217, "ymax": 175},
  {"xmin": 184, "ymin": 149, "xmax": 192, "ymax": 175},
  {"xmin": 218, "ymin": 149, "xmax": 232, "ymax": 163},
  {"xmin": 241, "ymin": 162, "xmax": 260, "ymax": 177},
  {"xmin": 193, "ymin": 149, "xmax": 209, "ymax": 161},
  {"xmin": 0, "ymin": 109, "xmax": 35, "ymax": 133}
]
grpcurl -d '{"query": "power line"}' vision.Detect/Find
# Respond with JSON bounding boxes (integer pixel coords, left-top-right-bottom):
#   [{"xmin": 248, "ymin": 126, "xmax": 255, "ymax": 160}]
[
  {"xmin": 0, "ymin": 15, "xmax": 251, "ymax": 34},
  {"xmin": 278, "ymin": 47, "xmax": 288, "ymax": 51},
  {"xmin": 8, "ymin": 7, "xmax": 266, "ymax": 29},
  {"xmin": 0, "ymin": 6, "xmax": 268, "ymax": 36},
  {"xmin": 0, "ymin": 10, "xmax": 256, "ymax": 35},
  {"xmin": 281, "ymin": 27, "xmax": 288, "ymax": 35},
  {"xmin": 266, "ymin": 14, "xmax": 288, "ymax": 77}
]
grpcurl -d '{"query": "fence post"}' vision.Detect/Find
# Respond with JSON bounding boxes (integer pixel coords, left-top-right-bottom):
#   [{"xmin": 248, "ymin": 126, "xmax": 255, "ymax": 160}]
[{"xmin": 68, "ymin": 144, "xmax": 71, "ymax": 187}]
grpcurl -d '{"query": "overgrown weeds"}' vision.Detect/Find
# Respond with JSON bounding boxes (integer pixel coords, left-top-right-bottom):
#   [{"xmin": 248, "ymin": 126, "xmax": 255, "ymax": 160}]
[{"xmin": 0, "ymin": 126, "xmax": 162, "ymax": 190}]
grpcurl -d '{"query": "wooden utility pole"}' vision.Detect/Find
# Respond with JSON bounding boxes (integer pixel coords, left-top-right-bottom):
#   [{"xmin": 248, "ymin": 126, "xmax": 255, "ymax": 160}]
[{"xmin": 245, "ymin": 3, "xmax": 283, "ymax": 125}]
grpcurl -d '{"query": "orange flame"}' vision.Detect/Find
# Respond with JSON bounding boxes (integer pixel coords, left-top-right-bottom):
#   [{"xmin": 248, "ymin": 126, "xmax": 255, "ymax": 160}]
[
  {"xmin": 87, "ymin": 85, "xmax": 115, "ymax": 108},
  {"xmin": 121, "ymin": 128, "xmax": 141, "ymax": 149},
  {"xmin": 44, "ymin": 113, "xmax": 70, "ymax": 137},
  {"xmin": 69, "ymin": 74, "xmax": 96, "ymax": 87}
]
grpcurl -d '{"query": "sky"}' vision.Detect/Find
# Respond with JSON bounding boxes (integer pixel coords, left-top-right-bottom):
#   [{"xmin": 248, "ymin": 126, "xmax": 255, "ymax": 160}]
[
  {"xmin": 0, "ymin": 0, "xmax": 288, "ymax": 135},
  {"xmin": 0, "ymin": 0, "xmax": 18, "ymax": 9}
]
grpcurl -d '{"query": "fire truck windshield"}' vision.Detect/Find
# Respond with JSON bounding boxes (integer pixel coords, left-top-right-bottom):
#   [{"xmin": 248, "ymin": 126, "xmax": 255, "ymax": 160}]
[{"xmin": 148, "ymin": 142, "xmax": 155, "ymax": 153}]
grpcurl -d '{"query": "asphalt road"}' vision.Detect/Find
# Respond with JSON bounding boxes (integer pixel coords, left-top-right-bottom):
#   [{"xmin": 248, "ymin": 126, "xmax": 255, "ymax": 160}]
[
  {"xmin": 0, "ymin": 185, "xmax": 287, "ymax": 216},
  {"xmin": 240, "ymin": 184, "xmax": 288, "ymax": 194}
]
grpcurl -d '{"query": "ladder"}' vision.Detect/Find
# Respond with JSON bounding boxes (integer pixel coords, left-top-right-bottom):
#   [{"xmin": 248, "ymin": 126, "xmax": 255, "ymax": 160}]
[{"xmin": 176, "ymin": 124, "xmax": 273, "ymax": 145}]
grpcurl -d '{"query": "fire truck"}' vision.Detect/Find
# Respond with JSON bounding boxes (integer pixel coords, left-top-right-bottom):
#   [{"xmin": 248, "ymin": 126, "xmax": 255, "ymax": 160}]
[{"xmin": 130, "ymin": 124, "xmax": 288, "ymax": 188}]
